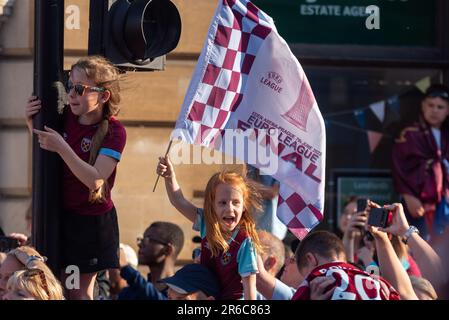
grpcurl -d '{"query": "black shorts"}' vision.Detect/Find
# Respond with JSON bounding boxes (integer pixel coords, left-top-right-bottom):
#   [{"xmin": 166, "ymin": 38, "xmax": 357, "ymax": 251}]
[{"xmin": 61, "ymin": 207, "xmax": 120, "ymax": 273}]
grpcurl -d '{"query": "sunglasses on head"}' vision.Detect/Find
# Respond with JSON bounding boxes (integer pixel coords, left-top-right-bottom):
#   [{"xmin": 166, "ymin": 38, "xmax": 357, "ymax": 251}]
[{"xmin": 66, "ymin": 81, "xmax": 105, "ymax": 96}]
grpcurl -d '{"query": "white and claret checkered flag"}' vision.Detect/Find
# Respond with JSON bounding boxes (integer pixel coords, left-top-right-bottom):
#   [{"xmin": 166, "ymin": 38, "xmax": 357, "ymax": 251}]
[{"xmin": 173, "ymin": 0, "xmax": 326, "ymax": 239}]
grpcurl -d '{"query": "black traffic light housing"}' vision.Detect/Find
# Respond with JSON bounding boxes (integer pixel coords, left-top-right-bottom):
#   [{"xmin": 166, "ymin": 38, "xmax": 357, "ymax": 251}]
[{"xmin": 89, "ymin": 0, "xmax": 182, "ymax": 71}]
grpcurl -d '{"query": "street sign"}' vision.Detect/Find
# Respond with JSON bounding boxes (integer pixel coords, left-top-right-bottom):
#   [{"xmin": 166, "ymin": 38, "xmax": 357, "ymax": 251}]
[
  {"xmin": 252, "ymin": 0, "xmax": 436, "ymax": 47},
  {"xmin": 336, "ymin": 175, "xmax": 399, "ymax": 219}
]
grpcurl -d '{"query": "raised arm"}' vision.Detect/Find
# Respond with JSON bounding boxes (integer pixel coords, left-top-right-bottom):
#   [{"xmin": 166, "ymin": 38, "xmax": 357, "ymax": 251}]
[
  {"xmin": 255, "ymin": 255, "xmax": 276, "ymax": 299},
  {"xmin": 342, "ymin": 211, "xmax": 367, "ymax": 263},
  {"xmin": 156, "ymin": 155, "xmax": 197, "ymax": 223},
  {"xmin": 242, "ymin": 274, "xmax": 257, "ymax": 300},
  {"xmin": 381, "ymin": 203, "xmax": 444, "ymax": 290},
  {"xmin": 370, "ymin": 225, "xmax": 418, "ymax": 300},
  {"xmin": 361, "ymin": 202, "xmax": 417, "ymax": 300}
]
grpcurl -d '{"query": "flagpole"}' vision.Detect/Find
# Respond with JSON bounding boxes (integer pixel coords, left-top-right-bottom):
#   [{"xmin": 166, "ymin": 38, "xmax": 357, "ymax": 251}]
[{"xmin": 152, "ymin": 139, "xmax": 173, "ymax": 192}]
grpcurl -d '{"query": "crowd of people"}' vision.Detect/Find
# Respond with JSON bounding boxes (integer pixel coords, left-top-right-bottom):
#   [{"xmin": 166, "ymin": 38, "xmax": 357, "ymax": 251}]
[
  {"xmin": 1, "ymin": 56, "xmax": 448, "ymax": 300},
  {"xmin": 1, "ymin": 197, "xmax": 447, "ymax": 300}
]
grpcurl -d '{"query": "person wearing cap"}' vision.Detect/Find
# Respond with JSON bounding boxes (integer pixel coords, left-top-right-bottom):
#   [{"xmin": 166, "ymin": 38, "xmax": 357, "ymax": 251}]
[
  {"xmin": 392, "ymin": 84, "xmax": 449, "ymax": 241},
  {"xmin": 161, "ymin": 263, "xmax": 220, "ymax": 300}
]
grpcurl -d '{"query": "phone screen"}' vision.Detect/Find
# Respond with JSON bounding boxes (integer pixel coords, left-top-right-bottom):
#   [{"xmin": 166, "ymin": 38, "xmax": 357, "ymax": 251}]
[{"xmin": 368, "ymin": 208, "xmax": 389, "ymax": 228}]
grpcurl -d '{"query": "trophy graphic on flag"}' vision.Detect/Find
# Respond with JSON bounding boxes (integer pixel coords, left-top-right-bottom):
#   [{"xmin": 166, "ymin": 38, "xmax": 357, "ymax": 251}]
[
  {"xmin": 172, "ymin": 0, "xmax": 326, "ymax": 240},
  {"xmin": 281, "ymin": 80, "xmax": 315, "ymax": 132}
]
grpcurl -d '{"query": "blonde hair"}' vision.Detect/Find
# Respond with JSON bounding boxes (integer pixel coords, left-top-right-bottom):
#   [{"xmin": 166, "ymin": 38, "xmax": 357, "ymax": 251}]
[
  {"xmin": 203, "ymin": 171, "xmax": 263, "ymax": 257},
  {"xmin": 70, "ymin": 56, "xmax": 121, "ymax": 203},
  {"xmin": 6, "ymin": 246, "xmax": 65, "ymax": 300},
  {"xmin": 6, "ymin": 269, "xmax": 64, "ymax": 300}
]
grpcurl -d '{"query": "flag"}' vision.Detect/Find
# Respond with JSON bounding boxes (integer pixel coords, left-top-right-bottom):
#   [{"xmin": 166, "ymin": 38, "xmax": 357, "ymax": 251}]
[
  {"xmin": 367, "ymin": 130, "xmax": 383, "ymax": 153},
  {"xmin": 387, "ymin": 95, "xmax": 401, "ymax": 115},
  {"xmin": 173, "ymin": 0, "xmax": 326, "ymax": 239},
  {"xmin": 415, "ymin": 76, "xmax": 431, "ymax": 94},
  {"xmin": 354, "ymin": 109, "xmax": 366, "ymax": 129},
  {"xmin": 369, "ymin": 101, "xmax": 385, "ymax": 124}
]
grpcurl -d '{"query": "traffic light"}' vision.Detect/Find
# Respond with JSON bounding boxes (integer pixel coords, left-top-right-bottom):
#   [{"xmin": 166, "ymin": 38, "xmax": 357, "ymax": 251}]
[{"xmin": 89, "ymin": 0, "xmax": 182, "ymax": 71}]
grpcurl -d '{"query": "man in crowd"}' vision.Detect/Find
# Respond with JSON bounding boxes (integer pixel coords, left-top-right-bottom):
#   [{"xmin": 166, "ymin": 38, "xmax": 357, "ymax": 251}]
[
  {"xmin": 118, "ymin": 221, "xmax": 184, "ymax": 299},
  {"xmin": 291, "ymin": 230, "xmax": 400, "ymax": 300},
  {"xmin": 256, "ymin": 230, "xmax": 296, "ymax": 300}
]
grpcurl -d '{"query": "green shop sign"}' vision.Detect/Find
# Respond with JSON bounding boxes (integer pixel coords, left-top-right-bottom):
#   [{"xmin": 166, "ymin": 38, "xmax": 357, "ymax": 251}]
[
  {"xmin": 336, "ymin": 176, "xmax": 399, "ymax": 217},
  {"xmin": 252, "ymin": 0, "xmax": 435, "ymax": 47}
]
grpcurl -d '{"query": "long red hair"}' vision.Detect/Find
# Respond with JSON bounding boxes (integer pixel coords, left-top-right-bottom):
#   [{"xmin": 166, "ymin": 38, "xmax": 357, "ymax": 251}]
[{"xmin": 203, "ymin": 171, "xmax": 264, "ymax": 257}]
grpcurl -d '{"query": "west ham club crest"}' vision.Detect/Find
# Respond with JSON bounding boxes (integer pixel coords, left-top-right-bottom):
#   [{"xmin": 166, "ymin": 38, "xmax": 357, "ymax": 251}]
[
  {"xmin": 221, "ymin": 252, "xmax": 231, "ymax": 266},
  {"xmin": 81, "ymin": 137, "xmax": 92, "ymax": 152}
]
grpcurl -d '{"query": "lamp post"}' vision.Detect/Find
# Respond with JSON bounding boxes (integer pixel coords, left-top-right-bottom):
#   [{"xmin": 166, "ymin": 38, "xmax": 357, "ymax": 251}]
[{"xmin": 32, "ymin": 0, "xmax": 64, "ymax": 274}]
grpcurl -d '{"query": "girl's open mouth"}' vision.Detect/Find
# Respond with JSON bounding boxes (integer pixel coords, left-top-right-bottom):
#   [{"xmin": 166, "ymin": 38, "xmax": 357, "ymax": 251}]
[{"xmin": 223, "ymin": 217, "xmax": 235, "ymax": 224}]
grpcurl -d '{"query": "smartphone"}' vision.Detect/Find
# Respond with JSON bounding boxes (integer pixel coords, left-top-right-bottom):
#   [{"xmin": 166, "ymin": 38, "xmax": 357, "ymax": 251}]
[
  {"xmin": 357, "ymin": 198, "xmax": 368, "ymax": 212},
  {"xmin": 0, "ymin": 236, "xmax": 20, "ymax": 252},
  {"xmin": 368, "ymin": 208, "xmax": 393, "ymax": 228}
]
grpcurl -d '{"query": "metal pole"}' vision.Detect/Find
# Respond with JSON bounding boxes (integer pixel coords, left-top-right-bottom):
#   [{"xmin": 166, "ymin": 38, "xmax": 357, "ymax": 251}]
[
  {"xmin": 88, "ymin": 0, "xmax": 109, "ymax": 55},
  {"xmin": 32, "ymin": 0, "xmax": 64, "ymax": 274}
]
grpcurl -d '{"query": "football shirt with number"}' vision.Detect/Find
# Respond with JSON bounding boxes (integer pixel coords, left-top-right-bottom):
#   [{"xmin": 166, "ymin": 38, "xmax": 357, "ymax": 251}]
[{"xmin": 292, "ymin": 262, "xmax": 400, "ymax": 300}]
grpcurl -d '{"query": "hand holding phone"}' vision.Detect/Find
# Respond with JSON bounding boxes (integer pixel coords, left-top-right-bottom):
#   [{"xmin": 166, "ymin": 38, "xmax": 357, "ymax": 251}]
[
  {"xmin": 0, "ymin": 236, "xmax": 20, "ymax": 252},
  {"xmin": 357, "ymin": 198, "xmax": 368, "ymax": 213},
  {"xmin": 368, "ymin": 208, "xmax": 393, "ymax": 228}
]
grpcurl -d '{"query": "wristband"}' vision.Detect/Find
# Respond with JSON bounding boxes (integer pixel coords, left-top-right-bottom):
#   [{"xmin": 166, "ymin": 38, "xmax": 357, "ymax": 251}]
[{"xmin": 402, "ymin": 226, "xmax": 419, "ymax": 244}]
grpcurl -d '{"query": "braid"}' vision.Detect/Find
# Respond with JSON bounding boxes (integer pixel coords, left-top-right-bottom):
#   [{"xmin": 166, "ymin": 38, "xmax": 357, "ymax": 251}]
[
  {"xmin": 71, "ymin": 56, "xmax": 121, "ymax": 203},
  {"xmin": 88, "ymin": 118, "xmax": 110, "ymax": 203}
]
